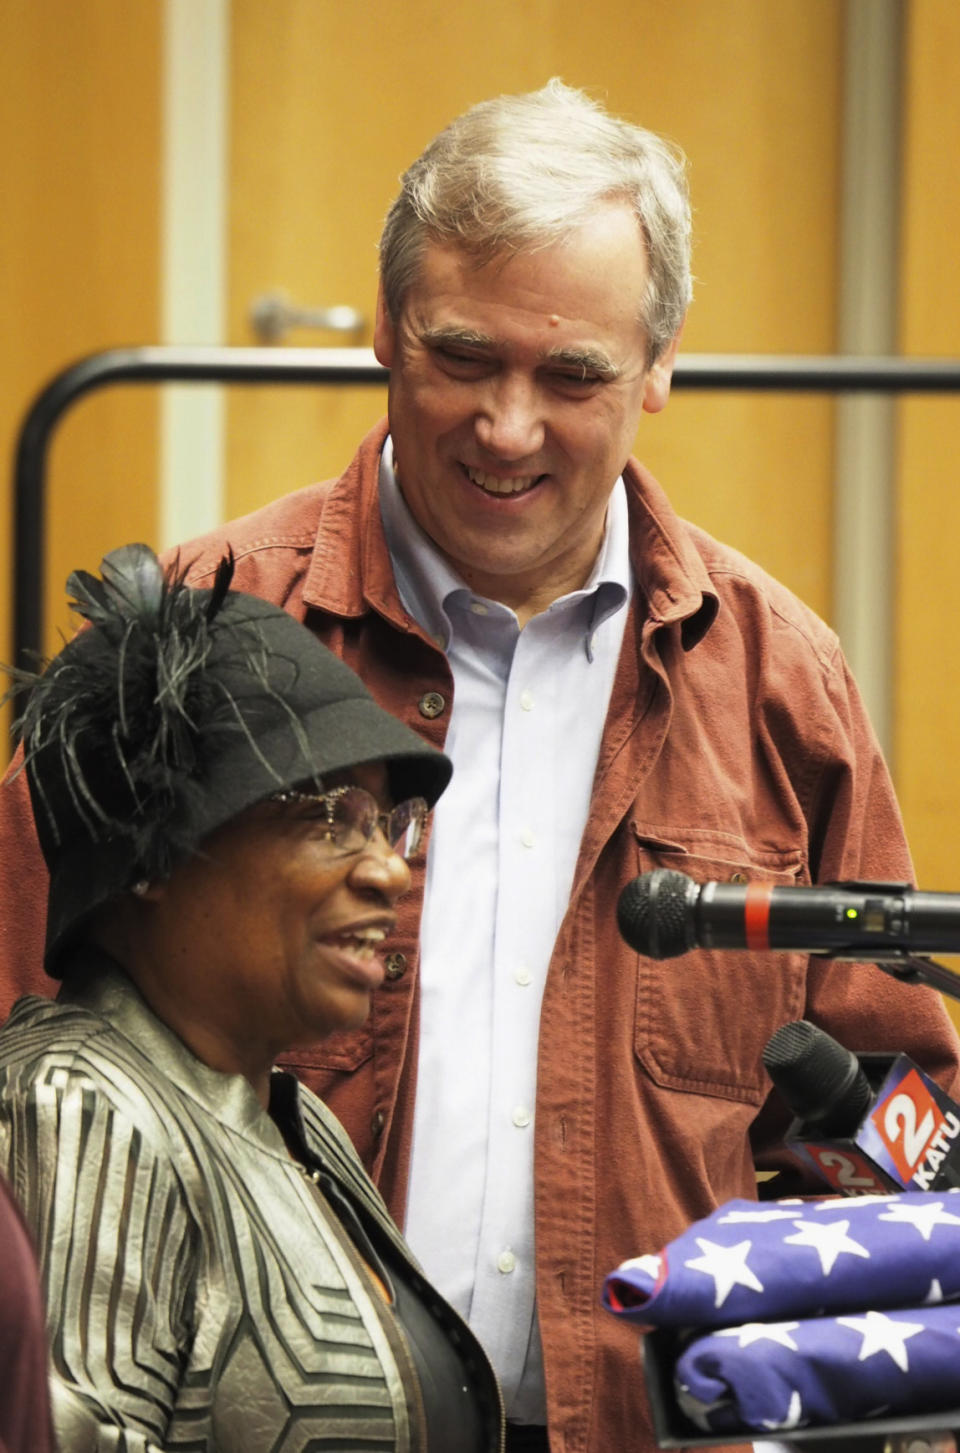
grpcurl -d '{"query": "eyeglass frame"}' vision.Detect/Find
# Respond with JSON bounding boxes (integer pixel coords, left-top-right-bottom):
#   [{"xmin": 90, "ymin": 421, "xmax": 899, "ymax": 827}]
[{"xmin": 266, "ymin": 784, "xmax": 428, "ymax": 860}]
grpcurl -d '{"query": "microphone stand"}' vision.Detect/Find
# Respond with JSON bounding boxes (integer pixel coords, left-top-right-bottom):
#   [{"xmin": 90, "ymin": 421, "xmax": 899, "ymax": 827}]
[{"xmin": 826, "ymin": 950, "xmax": 960, "ymax": 1004}]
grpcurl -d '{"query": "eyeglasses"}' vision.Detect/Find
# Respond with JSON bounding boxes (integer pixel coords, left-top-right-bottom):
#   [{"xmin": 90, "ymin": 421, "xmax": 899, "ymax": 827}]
[{"xmin": 267, "ymin": 785, "xmax": 428, "ymax": 860}]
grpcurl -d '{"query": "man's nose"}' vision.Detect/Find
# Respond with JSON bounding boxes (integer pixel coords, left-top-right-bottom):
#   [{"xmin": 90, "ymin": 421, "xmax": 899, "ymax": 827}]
[{"xmin": 473, "ymin": 373, "xmax": 545, "ymax": 459}]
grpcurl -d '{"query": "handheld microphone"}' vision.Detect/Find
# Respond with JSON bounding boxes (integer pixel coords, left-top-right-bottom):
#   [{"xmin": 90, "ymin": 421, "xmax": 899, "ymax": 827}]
[
  {"xmin": 616, "ymin": 868, "xmax": 960, "ymax": 960},
  {"xmin": 762, "ymin": 1019, "xmax": 960, "ymax": 1195}
]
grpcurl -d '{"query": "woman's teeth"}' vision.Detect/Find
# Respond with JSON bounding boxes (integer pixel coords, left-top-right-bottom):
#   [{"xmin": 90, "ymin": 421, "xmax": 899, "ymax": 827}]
[
  {"xmin": 338, "ymin": 927, "xmax": 386, "ymax": 960},
  {"xmin": 465, "ymin": 465, "xmax": 539, "ymax": 496}
]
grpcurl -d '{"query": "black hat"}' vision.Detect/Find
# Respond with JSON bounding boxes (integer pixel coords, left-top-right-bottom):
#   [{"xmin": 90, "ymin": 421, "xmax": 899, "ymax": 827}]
[{"xmin": 10, "ymin": 544, "xmax": 451, "ymax": 974}]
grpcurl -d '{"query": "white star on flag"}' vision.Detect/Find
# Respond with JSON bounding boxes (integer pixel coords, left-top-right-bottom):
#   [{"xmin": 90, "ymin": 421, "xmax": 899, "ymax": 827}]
[
  {"xmin": 836, "ymin": 1310, "xmax": 925, "ymax": 1372},
  {"xmin": 684, "ymin": 1237, "xmax": 764, "ymax": 1309},
  {"xmin": 715, "ymin": 1321, "xmax": 800, "ymax": 1350},
  {"xmin": 926, "ymin": 1279, "xmax": 945, "ymax": 1304},
  {"xmin": 783, "ymin": 1217, "xmax": 870, "ymax": 1275},
  {"xmin": 878, "ymin": 1199, "xmax": 960, "ymax": 1242}
]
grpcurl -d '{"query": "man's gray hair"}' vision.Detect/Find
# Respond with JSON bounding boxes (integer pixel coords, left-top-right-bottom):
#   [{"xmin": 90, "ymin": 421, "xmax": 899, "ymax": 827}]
[{"xmin": 379, "ymin": 79, "xmax": 692, "ymax": 364}]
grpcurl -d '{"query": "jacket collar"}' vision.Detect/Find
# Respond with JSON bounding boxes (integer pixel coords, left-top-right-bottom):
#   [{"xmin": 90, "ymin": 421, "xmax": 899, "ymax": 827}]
[
  {"xmin": 300, "ymin": 419, "xmax": 402, "ymax": 623},
  {"xmin": 58, "ymin": 948, "xmax": 294, "ymax": 1156},
  {"xmin": 622, "ymin": 457, "xmax": 719, "ymax": 649}
]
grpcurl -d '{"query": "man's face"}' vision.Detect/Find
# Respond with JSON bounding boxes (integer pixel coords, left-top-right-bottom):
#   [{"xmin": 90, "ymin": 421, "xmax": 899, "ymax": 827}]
[{"xmin": 375, "ymin": 202, "xmax": 680, "ymax": 621}]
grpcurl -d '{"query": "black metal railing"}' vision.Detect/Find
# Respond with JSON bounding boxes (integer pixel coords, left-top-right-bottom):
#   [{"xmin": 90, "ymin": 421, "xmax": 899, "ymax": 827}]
[{"xmin": 13, "ymin": 345, "xmax": 960, "ymax": 663}]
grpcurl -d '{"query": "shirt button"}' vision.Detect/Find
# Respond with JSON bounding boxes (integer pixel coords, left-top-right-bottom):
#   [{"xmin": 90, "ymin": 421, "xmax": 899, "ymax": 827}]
[
  {"xmin": 384, "ymin": 952, "xmax": 406, "ymax": 981},
  {"xmin": 370, "ymin": 1109, "xmax": 386, "ymax": 1138},
  {"xmin": 521, "ymin": 828, "xmax": 536, "ymax": 849},
  {"xmin": 418, "ymin": 691, "xmax": 446, "ymax": 719},
  {"xmin": 515, "ymin": 967, "xmax": 532, "ymax": 987},
  {"xmin": 519, "ymin": 689, "xmax": 534, "ymax": 711},
  {"xmin": 730, "ymin": 872, "xmax": 749, "ymax": 885},
  {"xmin": 469, "ymin": 600, "xmax": 489, "ymax": 615},
  {"xmin": 497, "ymin": 1250, "xmax": 517, "ymax": 1274},
  {"xmin": 512, "ymin": 1106, "xmax": 532, "ymax": 1128}
]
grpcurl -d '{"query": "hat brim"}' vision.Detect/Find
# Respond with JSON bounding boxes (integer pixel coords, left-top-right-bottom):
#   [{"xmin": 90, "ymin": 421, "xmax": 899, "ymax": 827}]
[{"xmin": 43, "ymin": 695, "xmax": 450, "ymax": 975}]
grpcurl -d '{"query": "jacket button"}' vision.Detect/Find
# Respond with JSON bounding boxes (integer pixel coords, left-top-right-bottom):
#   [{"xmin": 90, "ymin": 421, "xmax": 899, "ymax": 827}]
[
  {"xmin": 384, "ymin": 952, "xmax": 406, "ymax": 981},
  {"xmin": 371, "ymin": 1109, "xmax": 386, "ymax": 1138},
  {"xmin": 418, "ymin": 691, "xmax": 446, "ymax": 719}
]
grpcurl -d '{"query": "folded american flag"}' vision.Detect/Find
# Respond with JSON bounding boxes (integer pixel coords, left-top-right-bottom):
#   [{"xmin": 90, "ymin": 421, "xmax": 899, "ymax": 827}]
[
  {"xmin": 674, "ymin": 1305, "xmax": 960, "ymax": 1433},
  {"xmin": 604, "ymin": 1190, "xmax": 960, "ymax": 1328},
  {"xmin": 603, "ymin": 1191, "xmax": 960, "ymax": 1434}
]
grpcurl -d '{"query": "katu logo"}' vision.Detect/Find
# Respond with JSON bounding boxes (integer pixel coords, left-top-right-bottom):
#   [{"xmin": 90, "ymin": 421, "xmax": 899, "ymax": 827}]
[{"xmin": 870, "ymin": 1067, "xmax": 957, "ymax": 1186}]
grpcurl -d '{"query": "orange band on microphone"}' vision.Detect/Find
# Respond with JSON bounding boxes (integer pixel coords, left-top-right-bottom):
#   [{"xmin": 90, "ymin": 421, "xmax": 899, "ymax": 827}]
[{"xmin": 744, "ymin": 880, "xmax": 772, "ymax": 951}]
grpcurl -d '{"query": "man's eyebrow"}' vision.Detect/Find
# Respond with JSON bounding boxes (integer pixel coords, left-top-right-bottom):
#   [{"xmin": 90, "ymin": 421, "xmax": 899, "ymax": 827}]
[
  {"xmin": 543, "ymin": 346, "xmax": 620, "ymax": 380},
  {"xmin": 417, "ymin": 326, "xmax": 621, "ymax": 380},
  {"xmin": 418, "ymin": 325, "xmax": 498, "ymax": 350}
]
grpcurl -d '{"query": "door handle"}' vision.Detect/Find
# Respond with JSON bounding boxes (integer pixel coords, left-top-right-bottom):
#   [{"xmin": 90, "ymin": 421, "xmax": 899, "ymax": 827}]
[{"xmin": 249, "ymin": 290, "xmax": 365, "ymax": 343}]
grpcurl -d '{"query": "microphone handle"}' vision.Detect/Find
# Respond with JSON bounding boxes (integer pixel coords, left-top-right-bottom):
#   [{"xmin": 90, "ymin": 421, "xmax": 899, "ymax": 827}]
[{"xmin": 695, "ymin": 880, "xmax": 960, "ymax": 955}]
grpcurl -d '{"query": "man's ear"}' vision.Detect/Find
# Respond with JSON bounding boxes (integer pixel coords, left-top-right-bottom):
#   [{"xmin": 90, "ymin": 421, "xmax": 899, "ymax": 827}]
[
  {"xmin": 373, "ymin": 283, "xmax": 397, "ymax": 368},
  {"xmin": 642, "ymin": 321, "xmax": 684, "ymax": 415}
]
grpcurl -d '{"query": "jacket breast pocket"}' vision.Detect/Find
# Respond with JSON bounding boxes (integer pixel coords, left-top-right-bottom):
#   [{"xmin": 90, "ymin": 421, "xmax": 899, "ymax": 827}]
[{"xmin": 631, "ymin": 827, "xmax": 808, "ymax": 1104}]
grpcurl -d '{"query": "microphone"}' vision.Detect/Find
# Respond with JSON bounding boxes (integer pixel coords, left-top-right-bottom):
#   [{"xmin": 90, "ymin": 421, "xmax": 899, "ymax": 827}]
[
  {"xmin": 762, "ymin": 1019, "xmax": 960, "ymax": 1194},
  {"xmin": 616, "ymin": 868, "xmax": 960, "ymax": 960}
]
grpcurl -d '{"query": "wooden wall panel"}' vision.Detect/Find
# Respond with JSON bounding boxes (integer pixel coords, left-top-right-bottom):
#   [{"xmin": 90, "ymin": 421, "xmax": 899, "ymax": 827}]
[
  {"xmin": 227, "ymin": 0, "xmax": 842, "ymax": 618},
  {"xmin": 896, "ymin": 1, "xmax": 960, "ymax": 917},
  {"xmin": 0, "ymin": 0, "xmax": 161, "ymax": 714}
]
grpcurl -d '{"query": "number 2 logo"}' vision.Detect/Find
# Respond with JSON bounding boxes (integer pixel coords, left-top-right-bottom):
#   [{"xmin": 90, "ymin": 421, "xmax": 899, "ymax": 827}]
[
  {"xmin": 872, "ymin": 1068, "xmax": 944, "ymax": 1182},
  {"xmin": 809, "ymin": 1148, "xmax": 888, "ymax": 1194}
]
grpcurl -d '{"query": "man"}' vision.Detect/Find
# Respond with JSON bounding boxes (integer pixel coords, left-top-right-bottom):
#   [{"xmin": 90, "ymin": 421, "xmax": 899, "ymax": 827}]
[{"xmin": 2, "ymin": 80, "xmax": 958, "ymax": 1453}]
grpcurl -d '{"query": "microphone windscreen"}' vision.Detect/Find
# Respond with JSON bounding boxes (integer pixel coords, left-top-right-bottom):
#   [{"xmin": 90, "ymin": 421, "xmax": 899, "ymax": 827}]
[
  {"xmin": 762, "ymin": 1019, "xmax": 873, "ymax": 1136},
  {"xmin": 616, "ymin": 869, "xmax": 696, "ymax": 959}
]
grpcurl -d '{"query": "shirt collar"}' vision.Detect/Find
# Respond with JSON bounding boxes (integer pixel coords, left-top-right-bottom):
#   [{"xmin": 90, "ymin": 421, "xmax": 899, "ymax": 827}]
[{"xmin": 378, "ymin": 435, "xmax": 632, "ymax": 658}]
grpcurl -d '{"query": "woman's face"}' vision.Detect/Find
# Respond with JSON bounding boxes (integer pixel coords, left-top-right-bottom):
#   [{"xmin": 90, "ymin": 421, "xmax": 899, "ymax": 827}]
[{"xmin": 129, "ymin": 763, "xmax": 413, "ymax": 1091}]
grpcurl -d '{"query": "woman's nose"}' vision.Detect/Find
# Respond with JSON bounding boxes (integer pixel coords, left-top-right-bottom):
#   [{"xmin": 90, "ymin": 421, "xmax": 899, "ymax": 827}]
[{"xmin": 349, "ymin": 832, "xmax": 412, "ymax": 901}]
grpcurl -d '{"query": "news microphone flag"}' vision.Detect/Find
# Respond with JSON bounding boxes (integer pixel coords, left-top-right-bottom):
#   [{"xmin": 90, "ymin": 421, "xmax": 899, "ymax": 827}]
[{"xmin": 763, "ymin": 1024, "xmax": 960, "ymax": 1195}]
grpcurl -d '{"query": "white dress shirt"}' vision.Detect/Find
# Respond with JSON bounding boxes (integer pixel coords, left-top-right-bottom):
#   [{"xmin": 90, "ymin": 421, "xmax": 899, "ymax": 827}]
[{"xmin": 379, "ymin": 439, "xmax": 633, "ymax": 1421}]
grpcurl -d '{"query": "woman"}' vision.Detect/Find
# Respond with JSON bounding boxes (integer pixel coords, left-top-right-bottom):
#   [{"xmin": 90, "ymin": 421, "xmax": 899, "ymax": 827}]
[{"xmin": 0, "ymin": 545, "xmax": 502, "ymax": 1452}]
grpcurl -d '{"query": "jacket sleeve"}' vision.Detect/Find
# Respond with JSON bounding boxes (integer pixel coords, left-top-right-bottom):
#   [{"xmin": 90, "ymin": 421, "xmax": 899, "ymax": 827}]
[
  {"xmin": 0, "ymin": 748, "xmax": 53, "ymax": 1017},
  {"xmin": 804, "ymin": 648, "xmax": 960, "ymax": 1079},
  {"xmin": 1, "ymin": 1070, "xmax": 199, "ymax": 1450},
  {"xmin": 751, "ymin": 645, "xmax": 960, "ymax": 1176}
]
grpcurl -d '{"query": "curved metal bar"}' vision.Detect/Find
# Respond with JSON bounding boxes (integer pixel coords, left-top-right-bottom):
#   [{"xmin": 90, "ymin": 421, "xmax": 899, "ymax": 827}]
[
  {"xmin": 13, "ymin": 345, "xmax": 960, "ymax": 664},
  {"xmin": 13, "ymin": 348, "xmax": 387, "ymax": 664}
]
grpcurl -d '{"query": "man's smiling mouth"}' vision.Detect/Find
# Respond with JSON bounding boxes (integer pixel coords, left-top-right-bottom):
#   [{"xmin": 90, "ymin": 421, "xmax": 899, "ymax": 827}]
[{"xmin": 464, "ymin": 464, "xmax": 543, "ymax": 497}]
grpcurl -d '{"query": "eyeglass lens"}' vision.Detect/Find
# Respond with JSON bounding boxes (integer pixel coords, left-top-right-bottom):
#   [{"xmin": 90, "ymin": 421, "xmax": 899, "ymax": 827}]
[{"xmin": 319, "ymin": 786, "xmax": 426, "ymax": 859}]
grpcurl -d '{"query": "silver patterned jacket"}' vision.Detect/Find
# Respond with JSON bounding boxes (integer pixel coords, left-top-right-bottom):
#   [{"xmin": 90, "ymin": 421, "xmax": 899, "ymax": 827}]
[{"xmin": 0, "ymin": 953, "xmax": 501, "ymax": 1451}]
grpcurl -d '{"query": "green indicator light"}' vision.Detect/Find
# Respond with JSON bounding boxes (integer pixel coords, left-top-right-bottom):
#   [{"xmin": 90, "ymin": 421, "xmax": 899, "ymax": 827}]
[{"xmin": 845, "ymin": 907, "xmax": 859, "ymax": 920}]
